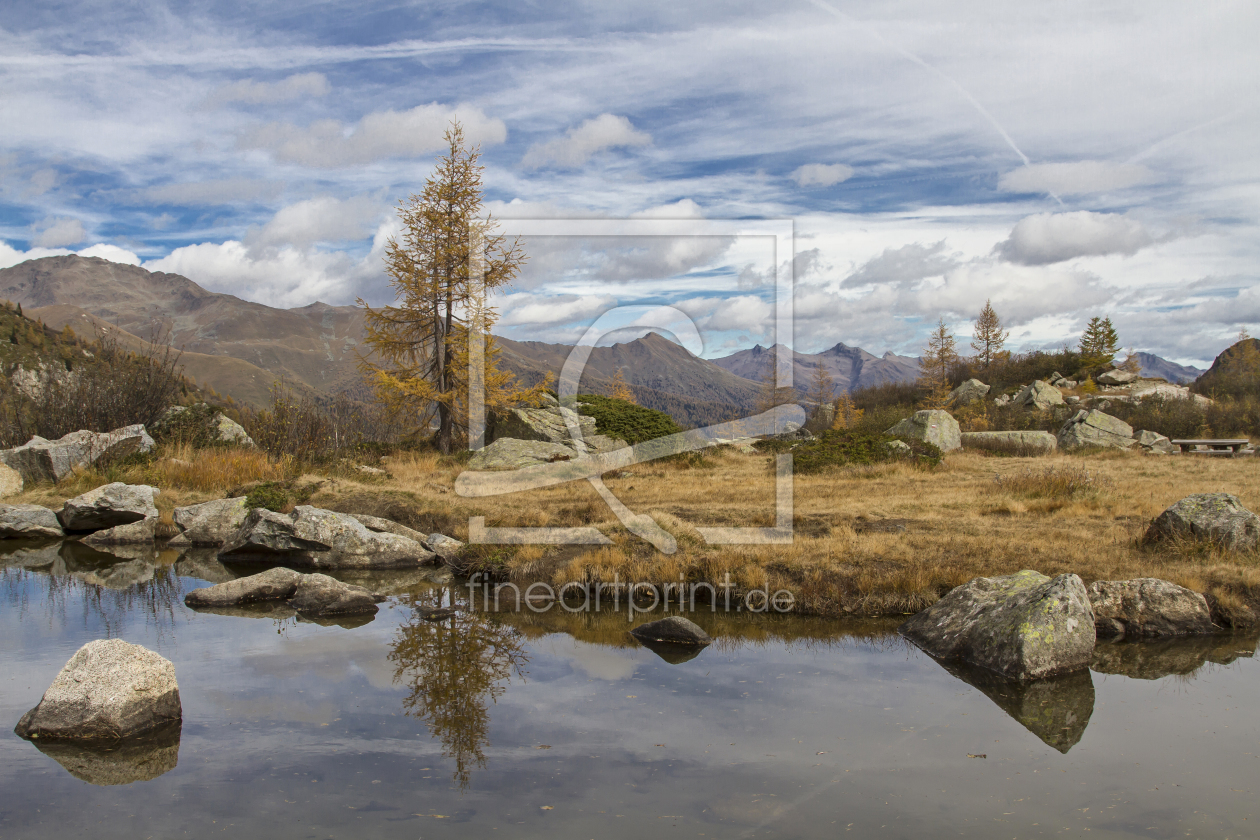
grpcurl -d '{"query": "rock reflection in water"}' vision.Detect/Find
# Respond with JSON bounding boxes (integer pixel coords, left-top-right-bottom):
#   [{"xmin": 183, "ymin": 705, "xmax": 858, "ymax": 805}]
[
  {"xmin": 935, "ymin": 660, "xmax": 1095, "ymax": 753},
  {"xmin": 637, "ymin": 639, "xmax": 707, "ymax": 664},
  {"xmin": 174, "ymin": 549, "xmax": 237, "ymax": 584},
  {"xmin": 25, "ymin": 721, "xmax": 181, "ymax": 786},
  {"xmin": 1091, "ymin": 632, "xmax": 1259, "ymax": 680},
  {"xmin": 389, "ymin": 588, "xmax": 529, "ymax": 789}
]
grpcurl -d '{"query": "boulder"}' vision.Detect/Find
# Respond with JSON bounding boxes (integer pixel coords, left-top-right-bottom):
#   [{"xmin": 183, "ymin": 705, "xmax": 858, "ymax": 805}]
[
  {"xmin": 172, "ymin": 497, "xmax": 248, "ymax": 546},
  {"xmin": 1143, "ymin": 493, "xmax": 1260, "ymax": 552},
  {"xmin": 218, "ymin": 506, "xmax": 434, "ymax": 569},
  {"xmin": 884, "ymin": 440, "xmax": 912, "ymax": 456},
  {"xmin": 993, "ymin": 394, "xmax": 1011, "ymax": 406},
  {"xmin": 1097, "ymin": 369, "xmax": 1140, "ymax": 386},
  {"xmin": 0, "ymin": 503, "xmax": 65, "ymax": 538},
  {"xmin": 1057, "ymin": 409, "xmax": 1135, "ymax": 450},
  {"xmin": 1135, "ymin": 429, "xmax": 1178, "ymax": 455},
  {"xmin": 288, "ymin": 573, "xmax": 384, "ymax": 617},
  {"xmin": 425, "ymin": 533, "xmax": 465, "ymax": 563},
  {"xmin": 468, "ymin": 438, "xmax": 579, "ymax": 470},
  {"xmin": 184, "ymin": 566, "xmax": 383, "ymax": 617},
  {"xmin": 153, "ymin": 403, "xmax": 255, "ymax": 447},
  {"xmin": 58, "ymin": 483, "xmax": 159, "ymax": 532},
  {"xmin": 960, "ymin": 431, "xmax": 1057, "ymax": 455},
  {"xmin": 14, "ymin": 639, "xmax": 181, "ymax": 741},
  {"xmin": 0, "ymin": 425, "xmax": 155, "ymax": 485},
  {"xmin": 886, "ymin": 410, "xmax": 961, "ymax": 453},
  {"xmin": 1087, "ymin": 578, "xmax": 1215, "ymax": 638},
  {"xmin": 947, "ymin": 379, "xmax": 990, "ymax": 406},
  {"xmin": 899, "ymin": 570, "xmax": 1096, "ymax": 680},
  {"xmin": 0, "ymin": 463, "xmax": 22, "ymax": 498},
  {"xmin": 629, "ymin": 616, "xmax": 712, "ymax": 645},
  {"xmin": 1014, "ymin": 380, "xmax": 1065, "ymax": 410},
  {"xmin": 82, "ymin": 516, "xmax": 157, "ymax": 545},
  {"xmin": 488, "ymin": 405, "xmax": 597, "ymax": 446},
  {"xmin": 184, "ymin": 566, "xmax": 303, "ymax": 607},
  {"xmin": 346, "ymin": 513, "xmax": 429, "ymax": 545}
]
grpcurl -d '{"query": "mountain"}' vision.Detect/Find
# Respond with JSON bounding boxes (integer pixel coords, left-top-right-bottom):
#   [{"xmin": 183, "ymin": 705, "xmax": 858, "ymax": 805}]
[
  {"xmin": 1134, "ymin": 352, "xmax": 1204, "ymax": 385},
  {"xmin": 711, "ymin": 342, "xmax": 921, "ymax": 395},
  {"xmin": 1189, "ymin": 339, "xmax": 1260, "ymax": 396}
]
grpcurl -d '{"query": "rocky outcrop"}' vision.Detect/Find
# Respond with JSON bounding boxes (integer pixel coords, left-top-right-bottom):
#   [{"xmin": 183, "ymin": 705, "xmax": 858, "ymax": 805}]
[
  {"xmin": 0, "ymin": 425, "xmax": 155, "ymax": 485},
  {"xmin": 886, "ymin": 409, "xmax": 961, "ymax": 453},
  {"xmin": 346, "ymin": 513, "xmax": 429, "ymax": 545},
  {"xmin": 1014, "ymin": 380, "xmax": 1065, "ymax": 410},
  {"xmin": 1087, "ymin": 578, "xmax": 1215, "ymax": 638},
  {"xmin": 899, "ymin": 570, "xmax": 1096, "ymax": 680},
  {"xmin": 152, "ymin": 403, "xmax": 255, "ymax": 447},
  {"xmin": 184, "ymin": 566, "xmax": 302, "ymax": 606},
  {"xmin": 1143, "ymin": 493, "xmax": 1260, "ymax": 552},
  {"xmin": 1057, "ymin": 409, "xmax": 1135, "ymax": 450},
  {"xmin": 82, "ymin": 517, "xmax": 157, "ymax": 546},
  {"xmin": 0, "ymin": 463, "xmax": 22, "ymax": 498},
  {"xmin": 58, "ymin": 483, "xmax": 159, "ymax": 532},
  {"xmin": 1097, "ymin": 369, "xmax": 1139, "ymax": 386},
  {"xmin": 629, "ymin": 616, "xmax": 712, "ymax": 645},
  {"xmin": 483, "ymin": 401, "xmax": 627, "ymax": 465},
  {"xmin": 960, "ymin": 431, "xmax": 1057, "ymax": 455},
  {"xmin": 468, "ymin": 438, "xmax": 579, "ymax": 470},
  {"xmin": 1135, "ymin": 429, "xmax": 1178, "ymax": 455},
  {"xmin": 947, "ymin": 379, "xmax": 990, "ymax": 406},
  {"xmin": 184, "ymin": 566, "xmax": 383, "ymax": 617},
  {"xmin": 14, "ymin": 639, "xmax": 181, "ymax": 741},
  {"xmin": 218, "ymin": 506, "xmax": 434, "ymax": 569},
  {"xmin": 424, "ymin": 533, "xmax": 466, "ymax": 567},
  {"xmin": 0, "ymin": 503, "xmax": 64, "ymax": 538},
  {"xmin": 170, "ymin": 497, "xmax": 248, "ymax": 546}
]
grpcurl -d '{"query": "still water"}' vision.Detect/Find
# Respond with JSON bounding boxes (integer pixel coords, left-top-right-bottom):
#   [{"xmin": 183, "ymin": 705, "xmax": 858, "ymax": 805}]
[{"xmin": 1, "ymin": 540, "xmax": 1257, "ymax": 839}]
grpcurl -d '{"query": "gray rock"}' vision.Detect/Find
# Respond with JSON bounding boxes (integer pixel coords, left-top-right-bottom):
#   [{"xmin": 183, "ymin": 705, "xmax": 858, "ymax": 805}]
[
  {"xmin": 154, "ymin": 404, "xmax": 255, "ymax": 447},
  {"xmin": 184, "ymin": 566, "xmax": 303, "ymax": 607},
  {"xmin": 468, "ymin": 438, "xmax": 579, "ymax": 470},
  {"xmin": 72, "ymin": 558, "xmax": 156, "ymax": 590},
  {"xmin": 347, "ymin": 513, "xmax": 429, "ymax": 545},
  {"xmin": 1057, "ymin": 409, "xmax": 1136, "ymax": 450},
  {"xmin": 425, "ymin": 533, "xmax": 465, "ymax": 562},
  {"xmin": 1144, "ymin": 493, "xmax": 1260, "ymax": 552},
  {"xmin": 0, "ymin": 503, "xmax": 64, "ymax": 538},
  {"xmin": 172, "ymin": 497, "xmax": 248, "ymax": 546},
  {"xmin": 1134, "ymin": 429, "xmax": 1178, "ymax": 455},
  {"xmin": 0, "ymin": 462, "xmax": 22, "ymax": 498},
  {"xmin": 82, "ymin": 516, "xmax": 157, "ymax": 546},
  {"xmin": 993, "ymin": 394, "xmax": 1011, "ymax": 406},
  {"xmin": 1097, "ymin": 370, "xmax": 1140, "ymax": 386},
  {"xmin": 899, "ymin": 570, "xmax": 1096, "ymax": 680},
  {"xmin": 629, "ymin": 616, "xmax": 712, "ymax": 645},
  {"xmin": 886, "ymin": 410, "xmax": 961, "ymax": 452},
  {"xmin": 59, "ymin": 483, "xmax": 159, "ymax": 532},
  {"xmin": 960, "ymin": 431, "xmax": 1057, "ymax": 455},
  {"xmin": 0, "ymin": 425, "xmax": 155, "ymax": 485},
  {"xmin": 884, "ymin": 440, "xmax": 912, "ymax": 455},
  {"xmin": 1014, "ymin": 380, "xmax": 1065, "ymax": 410},
  {"xmin": 1087, "ymin": 578, "xmax": 1215, "ymax": 638},
  {"xmin": 14, "ymin": 639, "xmax": 181, "ymax": 741},
  {"xmin": 488, "ymin": 405, "xmax": 597, "ymax": 446},
  {"xmin": 27, "ymin": 723, "xmax": 180, "ymax": 786},
  {"xmin": 947, "ymin": 379, "xmax": 990, "ymax": 406},
  {"xmin": 219, "ymin": 506, "xmax": 433, "ymax": 569},
  {"xmin": 288, "ymin": 573, "xmax": 384, "ymax": 617}
]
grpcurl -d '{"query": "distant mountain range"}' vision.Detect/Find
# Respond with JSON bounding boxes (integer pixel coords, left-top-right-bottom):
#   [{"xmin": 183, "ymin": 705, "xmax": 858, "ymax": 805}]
[
  {"xmin": 711, "ymin": 342, "xmax": 922, "ymax": 395},
  {"xmin": 1133, "ymin": 352, "xmax": 1204, "ymax": 384}
]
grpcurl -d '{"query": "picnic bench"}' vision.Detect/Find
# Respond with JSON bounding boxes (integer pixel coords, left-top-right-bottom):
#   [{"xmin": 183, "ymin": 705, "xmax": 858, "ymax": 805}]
[{"xmin": 1170, "ymin": 439, "xmax": 1253, "ymax": 457}]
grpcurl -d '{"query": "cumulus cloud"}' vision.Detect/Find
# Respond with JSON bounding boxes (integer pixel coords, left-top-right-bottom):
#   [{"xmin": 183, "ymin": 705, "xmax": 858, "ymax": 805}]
[
  {"xmin": 143, "ymin": 179, "xmax": 284, "ymax": 206},
  {"xmin": 32, "ymin": 217, "xmax": 86, "ymax": 248},
  {"xmin": 996, "ymin": 211, "xmax": 1153, "ymax": 265},
  {"xmin": 498, "ymin": 292, "xmax": 618, "ymax": 327},
  {"xmin": 77, "ymin": 244, "xmax": 141, "ymax": 265},
  {"xmin": 239, "ymin": 103, "xmax": 506, "ymax": 167},
  {"xmin": 841, "ymin": 241, "xmax": 959, "ymax": 288},
  {"xmin": 208, "ymin": 72, "xmax": 330, "ymax": 106},
  {"xmin": 0, "ymin": 240, "xmax": 140, "ymax": 269},
  {"xmin": 998, "ymin": 161, "xmax": 1155, "ymax": 195},
  {"xmin": 521, "ymin": 114, "xmax": 651, "ymax": 169},
  {"xmin": 245, "ymin": 195, "xmax": 385, "ymax": 252},
  {"xmin": 791, "ymin": 163, "xmax": 853, "ymax": 188}
]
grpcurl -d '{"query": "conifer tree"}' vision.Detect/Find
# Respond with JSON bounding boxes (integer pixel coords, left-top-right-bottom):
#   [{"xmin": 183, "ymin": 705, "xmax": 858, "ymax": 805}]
[
  {"xmin": 1079, "ymin": 316, "xmax": 1120, "ymax": 367},
  {"xmin": 918, "ymin": 318, "xmax": 958, "ymax": 404},
  {"xmin": 610, "ymin": 368, "xmax": 636, "ymax": 403},
  {"xmin": 805, "ymin": 360, "xmax": 834, "ymax": 431},
  {"xmin": 970, "ymin": 299, "xmax": 1009, "ymax": 370}
]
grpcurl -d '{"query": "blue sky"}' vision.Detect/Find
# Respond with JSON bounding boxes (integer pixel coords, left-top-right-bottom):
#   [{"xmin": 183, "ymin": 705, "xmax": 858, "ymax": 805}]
[{"xmin": 1, "ymin": 1, "xmax": 1258, "ymax": 365}]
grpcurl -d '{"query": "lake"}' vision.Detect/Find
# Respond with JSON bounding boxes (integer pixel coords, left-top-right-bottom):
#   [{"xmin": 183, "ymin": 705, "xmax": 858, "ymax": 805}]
[{"xmin": 1, "ymin": 540, "xmax": 1257, "ymax": 839}]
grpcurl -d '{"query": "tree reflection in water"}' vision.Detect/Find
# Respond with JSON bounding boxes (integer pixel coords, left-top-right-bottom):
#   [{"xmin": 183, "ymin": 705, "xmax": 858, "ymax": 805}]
[{"xmin": 388, "ymin": 587, "xmax": 529, "ymax": 789}]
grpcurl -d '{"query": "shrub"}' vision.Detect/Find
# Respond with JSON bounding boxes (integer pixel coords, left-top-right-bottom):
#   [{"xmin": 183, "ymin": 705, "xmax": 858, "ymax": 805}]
[
  {"xmin": 760, "ymin": 430, "xmax": 942, "ymax": 473},
  {"xmin": 990, "ymin": 464, "xmax": 1113, "ymax": 500},
  {"xmin": 574, "ymin": 394, "xmax": 683, "ymax": 444},
  {"xmin": 1105, "ymin": 395, "xmax": 1208, "ymax": 440}
]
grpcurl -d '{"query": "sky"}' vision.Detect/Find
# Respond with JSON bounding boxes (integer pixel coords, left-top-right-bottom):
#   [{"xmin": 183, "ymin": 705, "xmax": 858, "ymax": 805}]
[{"xmin": 1, "ymin": 1, "xmax": 1257, "ymax": 366}]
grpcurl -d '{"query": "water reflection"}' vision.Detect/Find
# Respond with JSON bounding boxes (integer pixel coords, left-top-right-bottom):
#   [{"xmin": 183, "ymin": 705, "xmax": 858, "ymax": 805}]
[
  {"xmin": 21, "ymin": 722, "xmax": 181, "ymax": 786},
  {"xmin": 388, "ymin": 588, "xmax": 529, "ymax": 789},
  {"xmin": 1091, "ymin": 632, "xmax": 1259, "ymax": 681}
]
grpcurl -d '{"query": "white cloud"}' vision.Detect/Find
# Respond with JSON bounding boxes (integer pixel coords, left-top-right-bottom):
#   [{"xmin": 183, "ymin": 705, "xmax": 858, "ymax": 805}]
[
  {"xmin": 996, "ymin": 211, "xmax": 1154, "ymax": 265},
  {"xmin": 998, "ymin": 161, "xmax": 1155, "ymax": 195},
  {"xmin": 245, "ymin": 195, "xmax": 385, "ymax": 252},
  {"xmin": 32, "ymin": 217, "xmax": 86, "ymax": 248},
  {"xmin": 841, "ymin": 241, "xmax": 959, "ymax": 288},
  {"xmin": 143, "ymin": 179, "xmax": 284, "ymax": 206},
  {"xmin": 791, "ymin": 163, "xmax": 854, "ymax": 188},
  {"xmin": 498, "ymin": 292, "xmax": 618, "ymax": 327},
  {"xmin": 239, "ymin": 103, "xmax": 506, "ymax": 167},
  {"xmin": 0, "ymin": 240, "xmax": 141, "ymax": 269},
  {"xmin": 77, "ymin": 244, "xmax": 141, "ymax": 265},
  {"xmin": 208, "ymin": 72, "xmax": 330, "ymax": 106},
  {"xmin": 521, "ymin": 114, "xmax": 651, "ymax": 169}
]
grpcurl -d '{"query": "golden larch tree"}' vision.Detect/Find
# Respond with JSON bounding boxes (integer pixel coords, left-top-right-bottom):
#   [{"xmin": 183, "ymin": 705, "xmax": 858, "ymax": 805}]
[
  {"xmin": 970, "ymin": 299, "xmax": 1009, "ymax": 370},
  {"xmin": 919, "ymin": 317, "xmax": 958, "ymax": 407}
]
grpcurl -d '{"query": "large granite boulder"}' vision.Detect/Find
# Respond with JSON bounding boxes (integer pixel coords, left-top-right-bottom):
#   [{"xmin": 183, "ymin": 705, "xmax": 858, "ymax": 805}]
[
  {"xmin": 170, "ymin": 497, "xmax": 248, "ymax": 546},
  {"xmin": 1097, "ymin": 369, "xmax": 1140, "ymax": 386},
  {"xmin": 59, "ymin": 483, "xmax": 159, "ymax": 533},
  {"xmin": 184, "ymin": 566, "xmax": 383, "ymax": 617},
  {"xmin": 947, "ymin": 379, "xmax": 990, "ymax": 407},
  {"xmin": 82, "ymin": 517, "xmax": 157, "ymax": 545},
  {"xmin": 0, "ymin": 463, "xmax": 22, "ymax": 498},
  {"xmin": 1057, "ymin": 409, "xmax": 1135, "ymax": 450},
  {"xmin": 1143, "ymin": 493, "xmax": 1260, "ymax": 552},
  {"xmin": 0, "ymin": 425, "xmax": 155, "ymax": 485},
  {"xmin": 468, "ymin": 438, "xmax": 579, "ymax": 470},
  {"xmin": 960, "ymin": 431, "xmax": 1057, "ymax": 455},
  {"xmin": 346, "ymin": 513, "xmax": 429, "ymax": 545},
  {"xmin": 1135, "ymin": 429, "xmax": 1179, "ymax": 455},
  {"xmin": 289, "ymin": 573, "xmax": 384, "ymax": 617},
  {"xmin": 219, "ymin": 506, "xmax": 434, "ymax": 569},
  {"xmin": 14, "ymin": 639, "xmax": 181, "ymax": 741},
  {"xmin": 152, "ymin": 403, "xmax": 255, "ymax": 447},
  {"xmin": 629, "ymin": 616, "xmax": 712, "ymax": 645},
  {"xmin": 886, "ymin": 410, "xmax": 961, "ymax": 453},
  {"xmin": 0, "ymin": 503, "xmax": 64, "ymax": 538},
  {"xmin": 899, "ymin": 570, "xmax": 1096, "ymax": 680},
  {"xmin": 1014, "ymin": 380, "xmax": 1065, "ymax": 410},
  {"xmin": 184, "ymin": 566, "xmax": 303, "ymax": 607},
  {"xmin": 1087, "ymin": 578, "xmax": 1215, "ymax": 638},
  {"xmin": 488, "ymin": 405, "xmax": 596, "ymax": 446}
]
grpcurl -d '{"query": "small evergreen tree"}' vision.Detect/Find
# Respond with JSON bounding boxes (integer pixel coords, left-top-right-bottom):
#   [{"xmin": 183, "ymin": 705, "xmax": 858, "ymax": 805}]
[{"xmin": 1079, "ymin": 316, "xmax": 1119, "ymax": 367}]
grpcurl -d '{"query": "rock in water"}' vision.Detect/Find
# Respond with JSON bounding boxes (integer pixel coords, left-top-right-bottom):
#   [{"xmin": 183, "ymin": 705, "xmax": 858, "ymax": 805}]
[
  {"xmin": 886, "ymin": 409, "xmax": 961, "ymax": 453},
  {"xmin": 0, "ymin": 503, "xmax": 64, "ymax": 538},
  {"xmin": 184, "ymin": 566, "xmax": 303, "ymax": 607},
  {"xmin": 1087, "ymin": 578, "xmax": 1215, "ymax": 638},
  {"xmin": 14, "ymin": 639, "xmax": 181, "ymax": 740},
  {"xmin": 288, "ymin": 573, "xmax": 383, "ymax": 617},
  {"xmin": 1143, "ymin": 493, "xmax": 1260, "ymax": 552},
  {"xmin": 899, "ymin": 570, "xmax": 1096, "ymax": 680},
  {"xmin": 58, "ymin": 483, "xmax": 159, "ymax": 532},
  {"xmin": 1014, "ymin": 380, "xmax": 1065, "ymax": 410},
  {"xmin": 947, "ymin": 379, "xmax": 990, "ymax": 406},
  {"xmin": 1057, "ymin": 409, "xmax": 1135, "ymax": 451},
  {"xmin": 82, "ymin": 517, "xmax": 157, "ymax": 545},
  {"xmin": 172, "ymin": 497, "xmax": 249, "ymax": 546},
  {"xmin": 629, "ymin": 616, "xmax": 712, "ymax": 645},
  {"xmin": 219, "ymin": 506, "xmax": 433, "ymax": 569}
]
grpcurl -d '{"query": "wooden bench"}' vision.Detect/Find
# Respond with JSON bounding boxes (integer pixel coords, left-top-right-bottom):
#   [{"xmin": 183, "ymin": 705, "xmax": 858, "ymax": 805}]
[{"xmin": 1170, "ymin": 439, "xmax": 1252, "ymax": 457}]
